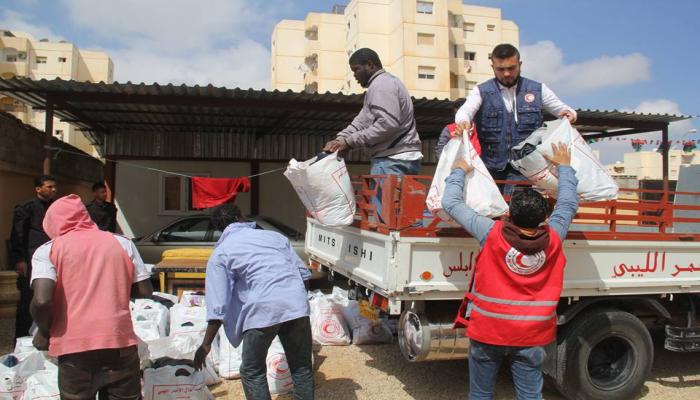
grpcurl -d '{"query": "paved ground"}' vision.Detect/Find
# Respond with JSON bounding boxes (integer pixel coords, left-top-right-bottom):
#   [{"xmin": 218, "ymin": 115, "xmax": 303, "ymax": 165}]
[{"xmin": 3, "ymin": 319, "xmax": 698, "ymax": 399}]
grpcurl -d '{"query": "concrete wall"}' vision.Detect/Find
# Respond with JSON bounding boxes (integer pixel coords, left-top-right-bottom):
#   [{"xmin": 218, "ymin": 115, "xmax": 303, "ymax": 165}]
[{"xmin": 0, "ymin": 112, "xmax": 102, "ymax": 269}]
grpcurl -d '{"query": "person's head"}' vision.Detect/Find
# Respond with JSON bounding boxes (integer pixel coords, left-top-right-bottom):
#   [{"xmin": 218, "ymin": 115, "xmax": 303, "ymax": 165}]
[
  {"xmin": 211, "ymin": 203, "xmax": 244, "ymax": 232},
  {"xmin": 490, "ymin": 43, "xmax": 521, "ymax": 88},
  {"xmin": 34, "ymin": 175, "xmax": 57, "ymax": 201},
  {"xmin": 349, "ymin": 48, "xmax": 383, "ymax": 88},
  {"xmin": 43, "ymin": 194, "xmax": 97, "ymax": 239},
  {"xmin": 509, "ymin": 189, "xmax": 549, "ymax": 229},
  {"xmin": 92, "ymin": 182, "xmax": 108, "ymax": 202}
]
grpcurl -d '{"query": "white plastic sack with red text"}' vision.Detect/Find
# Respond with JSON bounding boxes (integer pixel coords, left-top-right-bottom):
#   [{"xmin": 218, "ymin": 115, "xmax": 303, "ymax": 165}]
[
  {"xmin": 309, "ymin": 291, "xmax": 351, "ymax": 345},
  {"xmin": 266, "ymin": 339, "xmax": 294, "ymax": 395},
  {"xmin": 284, "ymin": 152, "xmax": 356, "ymax": 227},
  {"xmin": 510, "ymin": 119, "xmax": 618, "ymax": 201},
  {"xmin": 23, "ymin": 361, "xmax": 59, "ymax": 400},
  {"xmin": 426, "ymin": 135, "xmax": 508, "ymax": 220},
  {"xmin": 143, "ymin": 365, "xmax": 213, "ymax": 400}
]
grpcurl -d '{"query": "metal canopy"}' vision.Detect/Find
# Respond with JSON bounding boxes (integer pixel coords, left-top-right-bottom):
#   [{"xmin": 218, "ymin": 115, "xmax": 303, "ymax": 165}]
[{"xmin": 0, "ymin": 78, "xmax": 693, "ymax": 157}]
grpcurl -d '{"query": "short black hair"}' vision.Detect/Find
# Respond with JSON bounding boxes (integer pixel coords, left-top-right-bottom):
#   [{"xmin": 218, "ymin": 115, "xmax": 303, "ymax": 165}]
[
  {"xmin": 509, "ymin": 189, "xmax": 549, "ymax": 228},
  {"xmin": 92, "ymin": 182, "xmax": 107, "ymax": 191},
  {"xmin": 491, "ymin": 44, "xmax": 520, "ymax": 60},
  {"xmin": 34, "ymin": 175, "xmax": 56, "ymax": 188},
  {"xmin": 349, "ymin": 48, "xmax": 383, "ymax": 68},
  {"xmin": 211, "ymin": 203, "xmax": 243, "ymax": 232}
]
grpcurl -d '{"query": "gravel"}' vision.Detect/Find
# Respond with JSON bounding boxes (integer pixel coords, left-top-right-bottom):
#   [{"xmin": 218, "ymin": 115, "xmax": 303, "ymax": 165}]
[{"xmin": 2, "ymin": 318, "xmax": 698, "ymax": 399}]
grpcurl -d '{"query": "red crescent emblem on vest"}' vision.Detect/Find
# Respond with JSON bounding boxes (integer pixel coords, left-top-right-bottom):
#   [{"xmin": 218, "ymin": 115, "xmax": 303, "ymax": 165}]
[{"xmin": 505, "ymin": 248, "xmax": 546, "ymax": 275}]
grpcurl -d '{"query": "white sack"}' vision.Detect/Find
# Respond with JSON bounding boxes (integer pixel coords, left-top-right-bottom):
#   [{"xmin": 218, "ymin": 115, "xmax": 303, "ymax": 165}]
[
  {"xmin": 179, "ymin": 291, "xmax": 206, "ymax": 307},
  {"xmin": 284, "ymin": 152, "xmax": 356, "ymax": 227},
  {"xmin": 510, "ymin": 119, "xmax": 618, "ymax": 201},
  {"xmin": 133, "ymin": 299, "xmax": 170, "ymax": 337},
  {"xmin": 144, "ymin": 336, "xmax": 219, "ymax": 386},
  {"xmin": 426, "ymin": 135, "xmax": 508, "ymax": 220},
  {"xmin": 308, "ymin": 291, "xmax": 351, "ymax": 346},
  {"xmin": 266, "ymin": 339, "xmax": 294, "ymax": 395},
  {"xmin": 143, "ymin": 365, "xmax": 213, "ymax": 400},
  {"xmin": 218, "ymin": 329, "xmax": 243, "ymax": 380},
  {"xmin": 23, "ymin": 367, "xmax": 59, "ymax": 400},
  {"xmin": 0, "ymin": 351, "xmax": 46, "ymax": 400},
  {"xmin": 329, "ymin": 287, "xmax": 392, "ymax": 345}
]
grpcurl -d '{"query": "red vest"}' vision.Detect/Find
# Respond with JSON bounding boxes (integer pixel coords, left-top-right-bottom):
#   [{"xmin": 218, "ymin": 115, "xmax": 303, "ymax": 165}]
[{"xmin": 454, "ymin": 221, "xmax": 566, "ymax": 347}]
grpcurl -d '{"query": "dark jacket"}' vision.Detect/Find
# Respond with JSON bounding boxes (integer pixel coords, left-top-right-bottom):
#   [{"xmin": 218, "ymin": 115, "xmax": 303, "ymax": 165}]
[
  {"xmin": 85, "ymin": 200, "xmax": 118, "ymax": 232},
  {"xmin": 9, "ymin": 197, "xmax": 53, "ymax": 265}
]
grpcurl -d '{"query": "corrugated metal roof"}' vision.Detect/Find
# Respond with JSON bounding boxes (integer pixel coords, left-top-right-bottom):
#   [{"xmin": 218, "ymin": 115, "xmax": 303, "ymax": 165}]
[{"xmin": 0, "ymin": 78, "xmax": 693, "ymax": 159}]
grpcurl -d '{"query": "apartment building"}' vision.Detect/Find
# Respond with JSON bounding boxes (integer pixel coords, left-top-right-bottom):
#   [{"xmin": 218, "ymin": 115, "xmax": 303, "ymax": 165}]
[
  {"xmin": 271, "ymin": 0, "xmax": 519, "ymax": 100},
  {"xmin": 0, "ymin": 29, "xmax": 113, "ymax": 154}
]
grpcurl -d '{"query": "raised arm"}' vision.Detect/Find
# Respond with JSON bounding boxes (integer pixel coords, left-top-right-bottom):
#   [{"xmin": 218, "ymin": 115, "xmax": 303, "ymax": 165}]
[{"xmin": 543, "ymin": 143, "xmax": 579, "ymax": 239}]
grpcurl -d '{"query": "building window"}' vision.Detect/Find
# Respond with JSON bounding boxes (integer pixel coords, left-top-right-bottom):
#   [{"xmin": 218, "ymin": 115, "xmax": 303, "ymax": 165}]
[
  {"xmin": 6, "ymin": 55, "xmax": 17, "ymax": 62},
  {"xmin": 54, "ymin": 129, "xmax": 64, "ymax": 140},
  {"xmin": 450, "ymin": 73, "xmax": 458, "ymax": 89},
  {"xmin": 36, "ymin": 56, "xmax": 47, "ymax": 64},
  {"xmin": 466, "ymin": 80, "xmax": 477, "ymax": 90},
  {"xmin": 58, "ymin": 57, "xmax": 67, "ymax": 63},
  {"xmin": 416, "ymin": 1, "xmax": 433, "ymax": 15},
  {"xmin": 418, "ymin": 66, "xmax": 435, "ymax": 80},
  {"xmin": 464, "ymin": 51, "xmax": 476, "ymax": 61},
  {"xmin": 17, "ymin": 52, "xmax": 26, "ymax": 60},
  {"xmin": 464, "ymin": 22, "xmax": 475, "ymax": 32},
  {"xmin": 417, "ymin": 33, "xmax": 435, "ymax": 46},
  {"xmin": 487, "ymin": 24, "xmax": 496, "ymax": 31},
  {"xmin": 452, "ymin": 44, "xmax": 459, "ymax": 58},
  {"xmin": 160, "ymin": 173, "xmax": 209, "ymax": 214}
]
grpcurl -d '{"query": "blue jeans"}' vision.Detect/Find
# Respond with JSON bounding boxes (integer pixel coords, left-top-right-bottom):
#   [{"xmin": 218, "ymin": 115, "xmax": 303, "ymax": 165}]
[
  {"xmin": 468, "ymin": 340, "xmax": 546, "ymax": 400},
  {"xmin": 239, "ymin": 316, "xmax": 314, "ymax": 400},
  {"xmin": 489, "ymin": 165, "xmax": 527, "ymax": 197},
  {"xmin": 370, "ymin": 157, "xmax": 421, "ymax": 222}
]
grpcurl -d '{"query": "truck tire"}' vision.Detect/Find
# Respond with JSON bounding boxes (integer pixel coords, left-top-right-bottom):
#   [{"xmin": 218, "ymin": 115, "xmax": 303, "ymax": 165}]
[{"xmin": 554, "ymin": 309, "xmax": 653, "ymax": 400}]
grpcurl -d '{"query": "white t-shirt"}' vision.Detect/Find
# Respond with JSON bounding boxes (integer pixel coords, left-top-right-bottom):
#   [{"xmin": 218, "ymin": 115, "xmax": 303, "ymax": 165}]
[{"xmin": 31, "ymin": 234, "xmax": 152, "ymax": 284}]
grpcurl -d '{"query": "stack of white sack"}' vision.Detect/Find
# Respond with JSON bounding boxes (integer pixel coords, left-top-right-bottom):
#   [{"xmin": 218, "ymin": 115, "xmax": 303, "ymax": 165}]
[
  {"xmin": 284, "ymin": 151, "xmax": 356, "ymax": 227},
  {"xmin": 510, "ymin": 118, "xmax": 619, "ymax": 201},
  {"xmin": 131, "ymin": 298, "xmax": 170, "ymax": 341},
  {"xmin": 217, "ymin": 328, "xmax": 306, "ymax": 396},
  {"xmin": 329, "ymin": 287, "xmax": 393, "ymax": 345},
  {"xmin": 308, "ymin": 290, "xmax": 351, "ymax": 345},
  {"xmin": 426, "ymin": 135, "xmax": 508, "ymax": 221},
  {"xmin": 0, "ymin": 339, "xmax": 52, "ymax": 400}
]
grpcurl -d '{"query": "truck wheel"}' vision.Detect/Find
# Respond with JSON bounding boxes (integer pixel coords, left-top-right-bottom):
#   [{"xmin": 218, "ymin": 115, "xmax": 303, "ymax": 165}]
[{"xmin": 555, "ymin": 309, "xmax": 653, "ymax": 400}]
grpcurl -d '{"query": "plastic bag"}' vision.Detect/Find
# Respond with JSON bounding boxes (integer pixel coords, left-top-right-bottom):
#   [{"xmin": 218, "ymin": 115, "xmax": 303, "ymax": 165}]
[
  {"xmin": 218, "ymin": 328, "xmax": 243, "ymax": 379},
  {"xmin": 266, "ymin": 339, "xmax": 294, "ymax": 395},
  {"xmin": 23, "ymin": 364, "xmax": 59, "ymax": 400},
  {"xmin": 329, "ymin": 287, "xmax": 392, "ymax": 345},
  {"xmin": 284, "ymin": 152, "xmax": 356, "ymax": 227},
  {"xmin": 309, "ymin": 291, "xmax": 351, "ymax": 345},
  {"xmin": 510, "ymin": 119, "xmax": 619, "ymax": 201},
  {"xmin": 143, "ymin": 365, "xmax": 213, "ymax": 400},
  {"xmin": 179, "ymin": 291, "xmax": 206, "ymax": 307},
  {"xmin": 0, "ymin": 351, "xmax": 46, "ymax": 400},
  {"xmin": 133, "ymin": 298, "xmax": 170, "ymax": 337},
  {"xmin": 426, "ymin": 135, "xmax": 508, "ymax": 220}
]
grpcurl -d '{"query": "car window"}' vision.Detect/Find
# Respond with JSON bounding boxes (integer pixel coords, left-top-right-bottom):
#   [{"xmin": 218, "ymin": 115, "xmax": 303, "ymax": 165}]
[
  {"xmin": 160, "ymin": 218, "xmax": 209, "ymax": 242},
  {"xmin": 260, "ymin": 217, "xmax": 301, "ymax": 239}
]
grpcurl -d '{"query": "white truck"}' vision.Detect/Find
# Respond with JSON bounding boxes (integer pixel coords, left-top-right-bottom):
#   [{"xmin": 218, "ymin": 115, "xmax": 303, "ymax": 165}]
[{"xmin": 305, "ymin": 165, "xmax": 700, "ymax": 400}]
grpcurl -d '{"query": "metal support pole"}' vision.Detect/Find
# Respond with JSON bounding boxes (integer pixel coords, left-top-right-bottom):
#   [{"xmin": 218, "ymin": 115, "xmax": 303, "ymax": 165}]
[
  {"xmin": 43, "ymin": 101, "xmax": 54, "ymax": 174},
  {"xmin": 660, "ymin": 125, "xmax": 670, "ymax": 233}
]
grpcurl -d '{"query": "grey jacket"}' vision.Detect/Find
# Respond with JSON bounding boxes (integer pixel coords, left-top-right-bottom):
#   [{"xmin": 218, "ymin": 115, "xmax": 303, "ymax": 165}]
[{"xmin": 338, "ymin": 69, "xmax": 422, "ymax": 158}]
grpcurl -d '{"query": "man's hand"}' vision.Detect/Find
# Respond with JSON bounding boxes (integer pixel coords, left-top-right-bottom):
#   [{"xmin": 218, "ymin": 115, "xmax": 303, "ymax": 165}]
[
  {"xmin": 33, "ymin": 331, "xmax": 49, "ymax": 351},
  {"xmin": 543, "ymin": 142, "xmax": 571, "ymax": 167},
  {"xmin": 452, "ymin": 121, "xmax": 471, "ymax": 137},
  {"xmin": 15, "ymin": 261, "xmax": 28, "ymax": 277},
  {"xmin": 559, "ymin": 110, "xmax": 576, "ymax": 124},
  {"xmin": 452, "ymin": 159, "xmax": 474, "ymax": 174},
  {"xmin": 323, "ymin": 138, "xmax": 349, "ymax": 153},
  {"xmin": 193, "ymin": 343, "xmax": 211, "ymax": 371}
]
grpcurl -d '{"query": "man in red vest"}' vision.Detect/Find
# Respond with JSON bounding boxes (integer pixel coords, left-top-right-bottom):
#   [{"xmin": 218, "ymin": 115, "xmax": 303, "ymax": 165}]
[{"xmin": 442, "ymin": 142, "xmax": 579, "ymax": 399}]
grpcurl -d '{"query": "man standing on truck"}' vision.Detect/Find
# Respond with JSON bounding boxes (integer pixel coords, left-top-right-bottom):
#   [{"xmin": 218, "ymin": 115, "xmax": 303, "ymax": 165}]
[
  {"xmin": 452, "ymin": 43, "xmax": 576, "ymax": 195},
  {"xmin": 442, "ymin": 143, "xmax": 579, "ymax": 400},
  {"xmin": 323, "ymin": 48, "xmax": 422, "ymax": 219}
]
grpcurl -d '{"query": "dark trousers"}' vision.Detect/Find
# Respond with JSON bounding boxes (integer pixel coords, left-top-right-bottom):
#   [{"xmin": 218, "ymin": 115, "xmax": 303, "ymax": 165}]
[
  {"xmin": 15, "ymin": 274, "xmax": 33, "ymax": 340},
  {"xmin": 58, "ymin": 346, "xmax": 141, "ymax": 400},
  {"xmin": 239, "ymin": 316, "xmax": 314, "ymax": 400}
]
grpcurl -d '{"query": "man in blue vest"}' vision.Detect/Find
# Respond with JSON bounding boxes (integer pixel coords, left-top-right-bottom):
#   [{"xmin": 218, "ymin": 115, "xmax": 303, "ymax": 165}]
[{"xmin": 453, "ymin": 44, "xmax": 577, "ymax": 195}]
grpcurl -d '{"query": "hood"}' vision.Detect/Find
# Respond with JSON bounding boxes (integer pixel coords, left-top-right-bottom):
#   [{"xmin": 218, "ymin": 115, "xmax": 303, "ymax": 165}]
[
  {"xmin": 43, "ymin": 194, "xmax": 98, "ymax": 239},
  {"xmin": 501, "ymin": 221, "xmax": 550, "ymax": 255}
]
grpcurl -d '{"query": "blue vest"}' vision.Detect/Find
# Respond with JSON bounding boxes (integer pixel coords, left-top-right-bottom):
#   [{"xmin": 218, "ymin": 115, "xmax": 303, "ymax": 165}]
[{"xmin": 476, "ymin": 77, "xmax": 543, "ymax": 171}]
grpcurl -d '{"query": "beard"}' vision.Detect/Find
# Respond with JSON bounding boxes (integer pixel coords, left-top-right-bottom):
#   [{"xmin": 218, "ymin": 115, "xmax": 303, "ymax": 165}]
[{"xmin": 497, "ymin": 75, "xmax": 520, "ymax": 88}]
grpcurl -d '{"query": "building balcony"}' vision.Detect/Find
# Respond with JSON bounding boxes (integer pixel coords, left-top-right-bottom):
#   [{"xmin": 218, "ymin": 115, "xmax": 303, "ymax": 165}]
[
  {"xmin": 304, "ymin": 53, "xmax": 318, "ymax": 72},
  {"xmin": 0, "ymin": 61, "xmax": 28, "ymax": 78},
  {"xmin": 449, "ymin": 27, "xmax": 464, "ymax": 44},
  {"xmin": 0, "ymin": 36, "xmax": 29, "ymax": 52},
  {"xmin": 305, "ymin": 38, "xmax": 321, "ymax": 55},
  {"xmin": 449, "ymin": 58, "xmax": 465, "ymax": 74}
]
